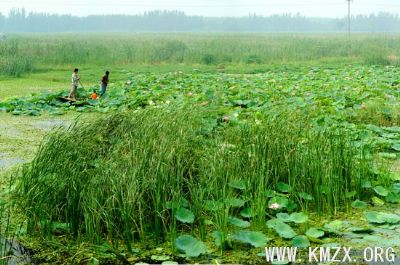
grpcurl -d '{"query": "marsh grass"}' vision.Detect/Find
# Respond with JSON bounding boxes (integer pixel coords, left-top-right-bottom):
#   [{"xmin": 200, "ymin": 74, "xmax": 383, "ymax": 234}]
[
  {"xmin": 0, "ymin": 40, "xmax": 34, "ymax": 77},
  {"xmin": 2, "ymin": 34, "xmax": 400, "ymax": 77},
  {"xmin": 16, "ymin": 106, "xmax": 376, "ymax": 249},
  {"xmin": 0, "ymin": 173, "xmax": 18, "ymax": 265}
]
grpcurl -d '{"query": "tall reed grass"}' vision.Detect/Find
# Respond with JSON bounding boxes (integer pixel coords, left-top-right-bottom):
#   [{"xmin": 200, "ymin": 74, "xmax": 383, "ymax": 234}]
[
  {"xmin": 17, "ymin": 106, "xmax": 375, "ymax": 248},
  {"xmin": 0, "ymin": 39, "xmax": 34, "ymax": 77},
  {"xmin": 1, "ymin": 34, "xmax": 400, "ymax": 76}
]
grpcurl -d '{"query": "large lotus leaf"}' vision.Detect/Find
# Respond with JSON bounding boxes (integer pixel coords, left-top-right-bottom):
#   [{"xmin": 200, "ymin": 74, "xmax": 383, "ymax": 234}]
[
  {"xmin": 345, "ymin": 191, "xmax": 357, "ymax": 198},
  {"xmin": 276, "ymin": 182, "xmax": 291, "ymax": 193},
  {"xmin": 265, "ymin": 190, "xmax": 276, "ymax": 198},
  {"xmin": 175, "ymin": 235, "xmax": 207, "ymax": 258},
  {"xmin": 175, "ymin": 208, "xmax": 195, "ymax": 223},
  {"xmin": 374, "ymin": 186, "xmax": 389, "ymax": 197},
  {"xmin": 212, "ymin": 231, "xmax": 223, "ymax": 247},
  {"xmin": 267, "ymin": 219, "xmax": 297, "ymax": 239},
  {"xmin": 348, "ymin": 226, "xmax": 374, "ymax": 234},
  {"xmin": 204, "ymin": 200, "xmax": 224, "ymax": 212},
  {"xmin": 381, "ymin": 213, "xmax": 400, "ymax": 224},
  {"xmin": 292, "ymin": 235, "xmax": 310, "ymax": 248},
  {"xmin": 352, "ymin": 200, "xmax": 368, "ymax": 209},
  {"xmin": 233, "ymin": 230, "xmax": 270, "ymax": 248},
  {"xmin": 365, "ymin": 212, "xmax": 386, "ymax": 224},
  {"xmin": 289, "ymin": 212, "xmax": 308, "ymax": 224},
  {"xmin": 240, "ymin": 208, "xmax": 255, "ymax": 218},
  {"xmin": 323, "ymin": 220, "xmax": 344, "ymax": 233},
  {"xmin": 391, "ymin": 144, "xmax": 400, "ymax": 151},
  {"xmin": 306, "ymin": 228, "xmax": 325, "ymax": 239},
  {"xmin": 228, "ymin": 216, "xmax": 250, "ymax": 228},
  {"xmin": 268, "ymin": 196, "xmax": 289, "ymax": 208},
  {"xmin": 362, "ymin": 181, "xmax": 372, "ymax": 189},
  {"xmin": 386, "ymin": 193, "xmax": 400, "ymax": 203},
  {"xmin": 276, "ymin": 213, "xmax": 291, "ymax": 223},
  {"xmin": 226, "ymin": 198, "xmax": 246, "ymax": 208},
  {"xmin": 228, "ymin": 179, "xmax": 247, "ymax": 190},
  {"xmin": 393, "ymin": 183, "xmax": 400, "ymax": 193},
  {"xmin": 299, "ymin": 192, "xmax": 313, "ymax": 201},
  {"xmin": 365, "ymin": 212, "xmax": 400, "ymax": 224}
]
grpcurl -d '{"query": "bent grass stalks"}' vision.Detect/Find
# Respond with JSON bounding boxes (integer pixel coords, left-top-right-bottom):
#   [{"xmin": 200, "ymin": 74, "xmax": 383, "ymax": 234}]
[{"xmin": 16, "ymin": 106, "xmax": 375, "ymax": 250}]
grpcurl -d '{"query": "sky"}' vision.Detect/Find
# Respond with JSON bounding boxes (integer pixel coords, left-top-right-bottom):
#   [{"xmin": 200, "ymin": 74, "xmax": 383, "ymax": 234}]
[{"xmin": 1, "ymin": 0, "xmax": 400, "ymax": 18}]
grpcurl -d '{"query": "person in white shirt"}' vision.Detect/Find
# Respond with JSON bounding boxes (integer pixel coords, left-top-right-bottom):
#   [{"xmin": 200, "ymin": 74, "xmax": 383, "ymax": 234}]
[{"xmin": 69, "ymin": 68, "xmax": 80, "ymax": 100}]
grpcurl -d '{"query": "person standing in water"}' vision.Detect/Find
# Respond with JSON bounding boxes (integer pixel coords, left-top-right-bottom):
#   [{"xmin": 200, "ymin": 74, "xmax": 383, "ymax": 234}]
[
  {"xmin": 100, "ymin": 71, "xmax": 110, "ymax": 97},
  {"xmin": 69, "ymin": 68, "xmax": 80, "ymax": 100}
]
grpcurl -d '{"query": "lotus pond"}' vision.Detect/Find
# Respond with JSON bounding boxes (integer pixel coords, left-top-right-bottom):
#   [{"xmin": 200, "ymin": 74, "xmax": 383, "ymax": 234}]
[{"xmin": 0, "ymin": 64, "xmax": 399, "ymax": 264}]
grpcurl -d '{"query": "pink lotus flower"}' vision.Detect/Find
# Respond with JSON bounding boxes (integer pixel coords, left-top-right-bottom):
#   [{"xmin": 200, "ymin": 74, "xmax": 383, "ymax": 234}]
[{"xmin": 269, "ymin": 203, "xmax": 281, "ymax": 210}]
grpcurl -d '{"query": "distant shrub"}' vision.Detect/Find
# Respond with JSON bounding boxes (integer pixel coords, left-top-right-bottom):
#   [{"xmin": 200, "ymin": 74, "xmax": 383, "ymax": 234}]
[
  {"xmin": 246, "ymin": 54, "xmax": 262, "ymax": 64},
  {"xmin": 0, "ymin": 56, "xmax": 34, "ymax": 77},
  {"xmin": 364, "ymin": 54, "xmax": 391, "ymax": 66},
  {"xmin": 221, "ymin": 55, "xmax": 233, "ymax": 63},
  {"xmin": 201, "ymin": 54, "xmax": 217, "ymax": 65}
]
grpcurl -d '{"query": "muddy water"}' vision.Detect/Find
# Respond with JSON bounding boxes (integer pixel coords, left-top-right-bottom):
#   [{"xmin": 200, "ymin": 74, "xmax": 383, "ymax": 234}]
[
  {"xmin": 0, "ymin": 156, "xmax": 25, "ymax": 169},
  {"xmin": 0, "ymin": 115, "xmax": 71, "ymax": 170},
  {"xmin": 1, "ymin": 238, "xmax": 31, "ymax": 265}
]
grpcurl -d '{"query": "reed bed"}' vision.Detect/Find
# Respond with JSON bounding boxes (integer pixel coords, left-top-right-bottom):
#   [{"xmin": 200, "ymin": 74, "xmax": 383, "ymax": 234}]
[
  {"xmin": 16, "ymin": 106, "xmax": 375, "ymax": 248},
  {"xmin": 1, "ymin": 34, "xmax": 400, "ymax": 76}
]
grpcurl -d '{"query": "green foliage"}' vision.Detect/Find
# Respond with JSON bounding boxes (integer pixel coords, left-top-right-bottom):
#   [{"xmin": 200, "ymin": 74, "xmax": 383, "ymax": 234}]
[
  {"xmin": 1, "ymin": 34, "xmax": 400, "ymax": 77},
  {"xmin": 175, "ymin": 208, "xmax": 195, "ymax": 224},
  {"xmin": 374, "ymin": 186, "xmax": 389, "ymax": 197},
  {"xmin": 276, "ymin": 183, "xmax": 291, "ymax": 193},
  {"xmin": 175, "ymin": 235, "xmax": 207, "ymax": 258},
  {"xmin": 292, "ymin": 235, "xmax": 310, "ymax": 248},
  {"xmin": 276, "ymin": 213, "xmax": 291, "ymax": 223},
  {"xmin": 228, "ymin": 179, "xmax": 247, "ymax": 190},
  {"xmin": 233, "ymin": 230, "xmax": 269, "ymax": 248},
  {"xmin": 289, "ymin": 213, "xmax": 308, "ymax": 224},
  {"xmin": 305, "ymin": 228, "xmax": 324, "ymax": 239},
  {"xmin": 267, "ymin": 219, "xmax": 297, "ymax": 239},
  {"xmin": 351, "ymin": 200, "xmax": 368, "ymax": 209},
  {"xmin": 0, "ymin": 39, "xmax": 34, "ymax": 77},
  {"xmin": 364, "ymin": 211, "xmax": 400, "ymax": 224},
  {"xmin": 240, "ymin": 208, "xmax": 255, "ymax": 218},
  {"xmin": 14, "ymin": 106, "xmax": 377, "ymax": 249},
  {"xmin": 228, "ymin": 217, "xmax": 250, "ymax": 228}
]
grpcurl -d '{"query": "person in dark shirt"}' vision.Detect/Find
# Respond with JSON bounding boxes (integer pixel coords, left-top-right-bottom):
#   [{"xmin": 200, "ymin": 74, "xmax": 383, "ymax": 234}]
[{"xmin": 100, "ymin": 71, "xmax": 110, "ymax": 97}]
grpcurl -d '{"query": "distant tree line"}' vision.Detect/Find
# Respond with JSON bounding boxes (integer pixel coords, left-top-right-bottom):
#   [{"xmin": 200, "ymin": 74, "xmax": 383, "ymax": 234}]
[{"xmin": 0, "ymin": 8, "xmax": 399, "ymax": 32}]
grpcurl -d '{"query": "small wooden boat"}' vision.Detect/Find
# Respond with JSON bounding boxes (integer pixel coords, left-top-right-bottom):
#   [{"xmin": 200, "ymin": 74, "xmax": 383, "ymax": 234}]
[{"xmin": 59, "ymin": 96, "xmax": 77, "ymax": 103}]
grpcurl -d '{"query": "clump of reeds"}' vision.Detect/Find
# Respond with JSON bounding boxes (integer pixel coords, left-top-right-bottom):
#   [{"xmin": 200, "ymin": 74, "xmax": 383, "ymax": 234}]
[{"xmin": 16, "ymin": 106, "xmax": 375, "ymax": 247}]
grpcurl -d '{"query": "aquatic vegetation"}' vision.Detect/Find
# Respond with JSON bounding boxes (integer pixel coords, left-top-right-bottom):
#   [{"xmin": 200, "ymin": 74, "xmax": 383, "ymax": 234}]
[
  {"xmin": 2, "ymin": 63, "xmax": 399, "ymax": 263},
  {"xmin": 1, "ymin": 65, "xmax": 399, "ymax": 158},
  {"xmin": 15, "ymin": 105, "xmax": 396, "ymax": 261}
]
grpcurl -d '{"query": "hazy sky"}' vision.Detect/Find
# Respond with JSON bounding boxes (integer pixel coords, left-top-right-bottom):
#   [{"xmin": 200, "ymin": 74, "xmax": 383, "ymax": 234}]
[{"xmin": 1, "ymin": 0, "xmax": 400, "ymax": 18}]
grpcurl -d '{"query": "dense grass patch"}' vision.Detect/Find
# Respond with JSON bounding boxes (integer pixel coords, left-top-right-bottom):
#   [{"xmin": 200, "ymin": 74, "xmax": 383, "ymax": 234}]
[
  {"xmin": 0, "ymin": 39, "xmax": 34, "ymax": 77},
  {"xmin": 1, "ymin": 34, "xmax": 400, "ymax": 76},
  {"xmin": 17, "ymin": 107, "xmax": 376, "ymax": 249}
]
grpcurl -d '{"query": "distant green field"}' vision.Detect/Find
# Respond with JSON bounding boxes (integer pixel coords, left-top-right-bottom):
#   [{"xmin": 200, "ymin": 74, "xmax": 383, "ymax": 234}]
[{"xmin": 0, "ymin": 33, "xmax": 399, "ymax": 78}]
